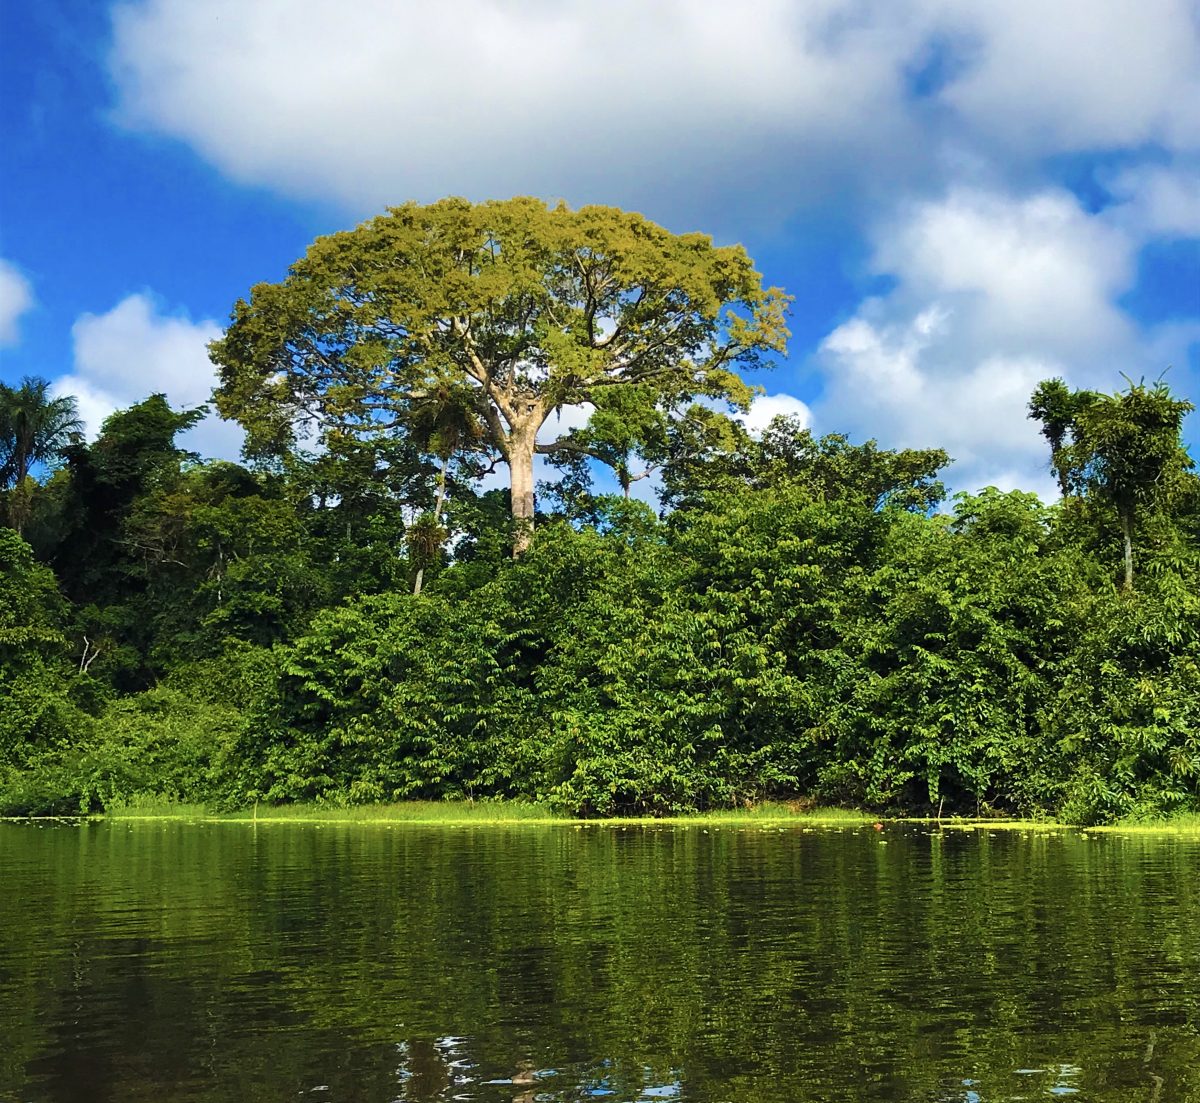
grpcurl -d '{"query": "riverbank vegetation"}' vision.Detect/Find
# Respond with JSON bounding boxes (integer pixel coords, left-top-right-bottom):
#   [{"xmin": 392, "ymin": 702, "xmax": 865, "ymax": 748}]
[
  {"xmin": 88, "ymin": 798, "xmax": 872, "ymax": 827},
  {"xmin": 1, "ymin": 200, "xmax": 1196, "ymax": 825}
]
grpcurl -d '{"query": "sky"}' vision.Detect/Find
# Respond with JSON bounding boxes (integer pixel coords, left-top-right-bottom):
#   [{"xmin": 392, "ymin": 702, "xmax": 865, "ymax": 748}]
[{"xmin": 1, "ymin": 0, "xmax": 1198, "ymax": 500}]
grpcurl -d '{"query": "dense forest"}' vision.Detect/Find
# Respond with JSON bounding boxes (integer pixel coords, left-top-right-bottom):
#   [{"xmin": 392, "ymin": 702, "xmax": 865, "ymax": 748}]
[{"xmin": 1, "ymin": 199, "xmax": 1197, "ymax": 823}]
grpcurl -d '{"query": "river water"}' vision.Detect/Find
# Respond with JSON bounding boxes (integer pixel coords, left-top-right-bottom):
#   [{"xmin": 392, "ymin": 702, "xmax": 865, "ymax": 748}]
[{"xmin": 1, "ymin": 821, "xmax": 1197, "ymax": 1102}]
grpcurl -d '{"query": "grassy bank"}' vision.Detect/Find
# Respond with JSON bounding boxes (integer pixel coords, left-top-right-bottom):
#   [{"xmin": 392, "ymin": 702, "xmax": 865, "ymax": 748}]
[
  {"xmin": 1091, "ymin": 812, "xmax": 1200, "ymax": 836},
  {"xmin": 6, "ymin": 799, "xmax": 1199, "ymax": 834},
  {"xmin": 86, "ymin": 798, "xmax": 875, "ymax": 827}
]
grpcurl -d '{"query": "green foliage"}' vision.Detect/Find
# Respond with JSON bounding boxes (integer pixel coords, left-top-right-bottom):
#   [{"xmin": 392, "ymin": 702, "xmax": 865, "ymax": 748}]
[
  {"xmin": 0, "ymin": 527, "xmax": 65, "ymax": 641},
  {"xmin": 0, "ymin": 376, "xmax": 83, "ymax": 533},
  {"xmin": 661, "ymin": 414, "xmax": 948, "ymax": 513},
  {"xmin": 0, "ymin": 647, "xmax": 270, "ymax": 816},
  {"xmin": 1049, "ymin": 570, "xmax": 1200, "ymax": 823},
  {"xmin": 5, "ymin": 242, "xmax": 1197, "ymax": 826},
  {"xmin": 210, "ymin": 197, "xmax": 790, "ymax": 550},
  {"xmin": 1067, "ymin": 380, "xmax": 1194, "ymax": 516},
  {"xmin": 1028, "ymin": 377, "xmax": 1096, "ymax": 496},
  {"xmin": 817, "ymin": 492, "xmax": 1091, "ymax": 811},
  {"xmin": 0, "ymin": 528, "xmax": 96, "ymax": 813},
  {"xmin": 1033, "ymin": 377, "xmax": 1196, "ymax": 589},
  {"xmin": 0, "ymin": 690, "xmax": 240, "ymax": 816}
]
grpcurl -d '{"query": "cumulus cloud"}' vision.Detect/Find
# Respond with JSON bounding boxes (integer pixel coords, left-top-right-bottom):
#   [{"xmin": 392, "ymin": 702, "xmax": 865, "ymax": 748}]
[
  {"xmin": 740, "ymin": 392, "xmax": 813, "ymax": 436},
  {"xmin": 539, "ymin": 402, "xmax": 595, "ymax": 443},
  {"xmin": 813, "ymin": 185, "xmax": 1186, "ymax": 494},
  {"xmin": 105, "ymin": 0, "xmax": 921, "ymax": 222},
  {"xmin": 106, "ymin": 0, "xmax": 1200, "ymax": 223},
  {"xmin": 0, "ymin": 259, "xmax": 34, "ymax": 346},
  {"xmin": 97, "ymin": 0, "xmax": 1199, "ymax": 496},
  {"xmin": 56, "ymin": 293, "xmax": 242, "ymax": 458},
  {"xmin": 1106, "ymin": 162, "xmax": 1200, "ymax": 238},
  {"xmin": 820, "ymin": 307, "xmax": 1062, "ymax": 489},
  {"xmin": 873, "ymin": 187, "xmax": 1135, "ymax": 356},
  {"xmin": 931, "ymin": 0, "xmax": 1200, "ymax": 155}
]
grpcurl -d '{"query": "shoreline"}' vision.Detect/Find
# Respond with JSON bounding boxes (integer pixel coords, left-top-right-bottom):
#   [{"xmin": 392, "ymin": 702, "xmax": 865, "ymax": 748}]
[{"xmin": 2, "ymin": 800, "xmax": 1198, "ymax": 834}]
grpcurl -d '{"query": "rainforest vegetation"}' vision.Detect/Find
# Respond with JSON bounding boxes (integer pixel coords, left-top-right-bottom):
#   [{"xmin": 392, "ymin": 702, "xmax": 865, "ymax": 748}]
[{"xmin": 1, "ymin": 199, "xmax": 1197, "ymax": 823}]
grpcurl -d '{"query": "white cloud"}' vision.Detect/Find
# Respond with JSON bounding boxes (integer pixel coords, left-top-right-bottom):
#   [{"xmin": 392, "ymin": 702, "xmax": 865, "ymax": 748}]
[
  {"xmin": 813, "ymin": 185, "xmax": 1185, "ymax": 493},
  {"xmin": 1106, "ymin": 162, "xmax": 1200, "ymax": 238},
  {"xmin": 875, "ymin": 187, "xmax": 1134, "ymax": 356},
  {"xmin": 71, "ymin": 293, "xmax": 220, "ymax": 410},
  {"xmin": 821, "ymin": 309, "xmax": 1059, "ymax": 476},
  {"xmin": 932, "ymin": 0, "xmax": 1200, "ymax": 155},
  {"xmin": 0, "ymin": 259, "xmax": 34, "ymax": 346},
  {"xmin": 740, "ymin": 392, "xmax": 813, "ymax": 436},
  {"xmin": 538, "ymin": 402, "xmax": 594, "ymax": 443},
  {"xmin": 106, "ymin": 0, "xmax": 1200, "ymax": 223},
  {"xmin": 104, "ymin": 0, "xmax": 921, "ymax": 221},
  {"xmin": 97, "ymin": 1, "xmax": 1200, "ymax": 495},
  {"xmin": 58, "ymin": 293, "xmax": 242, "ymax": 458}
]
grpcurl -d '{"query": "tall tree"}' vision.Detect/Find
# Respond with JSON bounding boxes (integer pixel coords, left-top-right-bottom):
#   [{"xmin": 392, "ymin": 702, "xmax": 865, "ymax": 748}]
[
  {"xmin": 210, "ymin": 197, "xmax": 790, "ymax": 553},
  {"xmin": 1061, "ymin": 379, "xmax": 1195, "ymax": 590},
  {"xmin": 0, "ymin": 377, "xmax": 83, "ymax": 533},
  {"xmin": 1027, "ymin": 377, "xmax": 1096, "ymax": 496},
  {"xmin": 50, "ymin": 395, "xmax": 204, "ymax": 609}
]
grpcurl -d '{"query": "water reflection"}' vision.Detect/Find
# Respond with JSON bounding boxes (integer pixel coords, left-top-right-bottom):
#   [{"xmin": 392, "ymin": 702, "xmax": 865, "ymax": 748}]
[
  {"xmin": 390, "ymin": 1042, "xmax": 684, "ymax": 1102},
  {"xmin": 1, "ymin": 822, "xmax": 1198, "ymax": 1102}
]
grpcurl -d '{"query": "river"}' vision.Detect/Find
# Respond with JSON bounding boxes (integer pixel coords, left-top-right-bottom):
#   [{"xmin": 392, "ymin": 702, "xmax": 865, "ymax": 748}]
[{"xmin": 1, "ymin": 821, "xmax": 1197, "ymax": 1101}]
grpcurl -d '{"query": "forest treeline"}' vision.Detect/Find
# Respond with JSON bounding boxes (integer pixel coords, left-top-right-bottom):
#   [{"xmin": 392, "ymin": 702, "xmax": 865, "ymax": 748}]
[{"xmin": 1, "ymin": 199, "xmax": 1197, "ymax": 822}]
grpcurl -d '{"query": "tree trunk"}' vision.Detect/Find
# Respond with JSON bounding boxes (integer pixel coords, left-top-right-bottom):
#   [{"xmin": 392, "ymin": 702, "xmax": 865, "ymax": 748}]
[
  {"xmin": 507, "ymin": 428, "xmax": 537, "ymax": 555},
  {"xmin": 433, "ymin": 462, "xmax": 448, "ymax": 519},
  {"xmin": 1121, "ymin": 511, "xmax": 1134, "ymax": 592},
  {"xmin": 8, "ymin": 475, "xmax": 34, "ymax": 537},
  {"xmin": 412, "ymin": 457, "xmax": 450, "ymax": 596}
]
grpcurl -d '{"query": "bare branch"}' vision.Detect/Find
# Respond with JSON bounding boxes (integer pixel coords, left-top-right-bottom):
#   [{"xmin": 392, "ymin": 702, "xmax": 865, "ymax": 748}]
[{"xmin": 79, "ymin": 636, "xmax": 103, "ymax": 675}]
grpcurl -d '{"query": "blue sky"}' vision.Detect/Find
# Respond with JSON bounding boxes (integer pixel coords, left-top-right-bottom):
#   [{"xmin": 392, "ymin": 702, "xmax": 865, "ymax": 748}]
[{"xmin": 1, "ymin": 0, "xmax": 1197, "ymax": 498}]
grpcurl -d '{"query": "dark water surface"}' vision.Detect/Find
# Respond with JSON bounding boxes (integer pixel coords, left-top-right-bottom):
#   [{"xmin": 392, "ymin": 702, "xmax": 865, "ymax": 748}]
[{"xmin": 1, "ymin": 822, "xmax": 1198, "ymax": 1103}]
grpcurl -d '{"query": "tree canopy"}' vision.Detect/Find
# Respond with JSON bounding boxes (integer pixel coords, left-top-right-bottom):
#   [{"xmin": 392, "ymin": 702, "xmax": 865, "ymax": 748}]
[
  {"xmin": 1030, "ymin": 376, "xmax": 1195, "ymax": 589},
  {"xmin": 0, "ymin": 377, "xmax": 82, "ymax": 534},
  {"xmin": 1, "ymin": 200, "xmax": 1197, "ymax": 826},
  {"xmin": 210, "ymin": 197, "xmax": 790, "ymax": 552}
]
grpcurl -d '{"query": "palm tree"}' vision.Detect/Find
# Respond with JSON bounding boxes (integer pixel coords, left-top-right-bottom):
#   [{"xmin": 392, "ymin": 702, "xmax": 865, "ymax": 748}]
[{"xmin": 0, "ymin": 376, "xmax": 84, "ymax": 533}]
